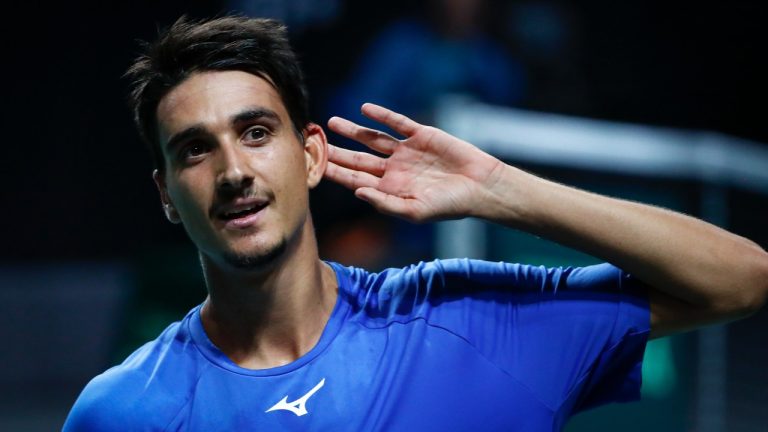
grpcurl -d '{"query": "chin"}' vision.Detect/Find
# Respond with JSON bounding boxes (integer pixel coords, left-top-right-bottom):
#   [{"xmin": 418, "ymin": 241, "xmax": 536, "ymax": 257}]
[{"xmin": 221, "ymin": 238, "xmax": 287, "ymax": 270}]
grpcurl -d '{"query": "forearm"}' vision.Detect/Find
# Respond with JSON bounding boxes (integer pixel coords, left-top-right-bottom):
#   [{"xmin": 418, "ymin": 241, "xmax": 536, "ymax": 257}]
[
  {"xmin": 324, "ymin": 102, "xmax": 767, "ymax": 333},
  {"xmin": 477, "ymin": 164, "xmax": 768, "ymax": 313}
]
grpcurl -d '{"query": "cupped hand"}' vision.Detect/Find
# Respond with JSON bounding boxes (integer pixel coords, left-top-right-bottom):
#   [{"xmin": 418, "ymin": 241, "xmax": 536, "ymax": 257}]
[{"xmin": 324, "ymin": 103, "xmax": 505, "ymax": 222}]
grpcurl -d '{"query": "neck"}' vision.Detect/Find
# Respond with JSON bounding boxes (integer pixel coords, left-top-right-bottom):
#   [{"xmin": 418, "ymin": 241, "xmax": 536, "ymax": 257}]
[{"xmin": 198, "ymin": 218, "xmax": 338, "ymax": 369}]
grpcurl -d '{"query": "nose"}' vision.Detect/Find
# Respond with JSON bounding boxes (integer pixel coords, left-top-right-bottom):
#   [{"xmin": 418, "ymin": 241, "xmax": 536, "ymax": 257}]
[{"xmin": 216, "ymin": 142, "xmax": 253, "ymax": 192}]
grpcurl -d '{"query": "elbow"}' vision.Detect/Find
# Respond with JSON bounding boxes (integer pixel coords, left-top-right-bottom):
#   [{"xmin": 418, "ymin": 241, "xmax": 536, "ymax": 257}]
[
  {"xmin": 736, "ymin": 247, "xmax": 768, "ymax": 317},
  {"xmin": 708, "ymin": 245, "xmax": 768, "ymax": 320},
  {"xmin": 739, "ymin": 288, "xmax": 766, "ymax": 320},
  {"xmin": 752, "ymin": 250, "xmax": 768, "ymax": 311}
]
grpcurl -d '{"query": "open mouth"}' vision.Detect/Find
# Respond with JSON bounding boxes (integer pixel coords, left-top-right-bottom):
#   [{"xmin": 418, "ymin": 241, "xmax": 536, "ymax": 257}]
[
  {"xmin": 215, "ymin": 199, "xmax": 268, "ymax": 227},
  {"xmin": 219, "ymin": 205, "xmax": 263, "ymax": 220}
]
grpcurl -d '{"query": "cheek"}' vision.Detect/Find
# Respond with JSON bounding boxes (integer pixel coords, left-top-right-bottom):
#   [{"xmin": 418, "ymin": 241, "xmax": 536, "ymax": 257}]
[
  {"xmin": 266, "ymin": 146, "xmax": 307, "ymax": 186},
  {"xmin": 271, "ymin": 152, "xmax": 310, "ymax": 213},
  {"xmin": 168, "ymin": 176, "xmax": 212, "ymax": 216},
  {"xmin": 287, "ymin": 157, "xmax": 310, "ymax": 193}
]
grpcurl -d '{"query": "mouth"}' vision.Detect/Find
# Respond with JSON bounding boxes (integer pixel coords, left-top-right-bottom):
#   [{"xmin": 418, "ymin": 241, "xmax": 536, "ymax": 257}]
[{"xmin": 214, "ymin": 198, "xmax": 269, "ymax": 229}]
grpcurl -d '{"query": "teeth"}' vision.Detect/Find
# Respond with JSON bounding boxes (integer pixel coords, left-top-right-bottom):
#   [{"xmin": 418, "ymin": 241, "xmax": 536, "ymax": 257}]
[{"xmin": 224, "ymin": 205, "xmax": 256, "ymax": 217}]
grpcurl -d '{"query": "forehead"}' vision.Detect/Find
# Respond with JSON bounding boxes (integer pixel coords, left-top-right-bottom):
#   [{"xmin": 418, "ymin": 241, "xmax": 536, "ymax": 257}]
[{"xmin": 156, "ymin": 70, "xmax": 288, "ymax": 137}]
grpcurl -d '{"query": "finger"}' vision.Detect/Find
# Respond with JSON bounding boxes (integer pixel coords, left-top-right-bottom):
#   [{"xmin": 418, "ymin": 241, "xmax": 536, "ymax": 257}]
[
  {"xmin": 354, "ymin": 187, "xmax": 415, "ymax": 220},
  {"xmin": 324, "ymin": 161, "xmax": 381, "ymax": 191},
  {"xmin": 327, "ymin": 116, "xmax": 398, "ymax": 155},
  {"xmin": 328, "ymin": 144, "xmax": 386, "ymax": 177},
  {"xmin": 361, "ymin": 103, "xmax": 421, "ymax": 137}
]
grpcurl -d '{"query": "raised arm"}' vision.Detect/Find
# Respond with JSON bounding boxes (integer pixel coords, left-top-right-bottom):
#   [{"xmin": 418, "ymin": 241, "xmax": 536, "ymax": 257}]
[{"xmin": 324, "ymin": 103, "xmax": 768, "ymax": 338}]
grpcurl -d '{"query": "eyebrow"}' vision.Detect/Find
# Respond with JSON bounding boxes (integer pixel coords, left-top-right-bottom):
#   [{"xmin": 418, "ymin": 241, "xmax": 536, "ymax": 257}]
[
  {"xmin": 163, "ymin": 107, "xmax": 283, "ymax": 152},
  {"xmin": 231, "ymin": 107, "xmax": 281, "ymax": 126}
]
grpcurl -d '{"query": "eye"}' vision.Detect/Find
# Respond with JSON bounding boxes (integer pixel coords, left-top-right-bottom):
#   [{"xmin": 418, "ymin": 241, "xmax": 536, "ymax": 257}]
[
  {"xmin": 180, "ymin": 141, "xmax": 209, "ymax": 161},
  {"xmin": 243, "ymin": 127, "xmax": 269, "ymax": 144}
]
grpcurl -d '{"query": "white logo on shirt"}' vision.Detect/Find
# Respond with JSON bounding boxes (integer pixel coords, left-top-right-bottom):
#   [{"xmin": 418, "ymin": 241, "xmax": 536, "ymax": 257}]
[{"xmin": 265, "ymin": 378, "xmax": 326, "ymax": 417}]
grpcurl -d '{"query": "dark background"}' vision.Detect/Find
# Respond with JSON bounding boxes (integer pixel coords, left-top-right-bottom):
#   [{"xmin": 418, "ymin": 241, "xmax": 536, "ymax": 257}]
[
  {"xmin": 2, "ymin": 0, "xmax": 766, "ymax": 262},
  {"xmin": 1, "ymin": 0, "xmax": 766, "ymax": 430}
]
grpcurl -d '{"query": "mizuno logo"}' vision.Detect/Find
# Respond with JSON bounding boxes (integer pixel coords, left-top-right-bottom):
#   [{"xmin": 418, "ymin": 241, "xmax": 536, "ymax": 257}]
[{"xmin": 265, "ymin": 378, "xmax": 326, "ymax": 417}]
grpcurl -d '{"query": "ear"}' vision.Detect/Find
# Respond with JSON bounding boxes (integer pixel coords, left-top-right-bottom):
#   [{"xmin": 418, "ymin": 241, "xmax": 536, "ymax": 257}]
[
  {"xmin": 152, "ymin": 169, "xmax": 181, "ymax": 224},
  {"xmin": 302, "ymin": 123, "xmax": 328, "ymax": 189}
]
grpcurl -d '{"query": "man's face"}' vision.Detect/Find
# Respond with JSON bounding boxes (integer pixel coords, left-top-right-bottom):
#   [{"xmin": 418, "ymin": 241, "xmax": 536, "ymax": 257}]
[{"xmin": 154, "ymin": 70, "xmax": 326, "ymax": 268}]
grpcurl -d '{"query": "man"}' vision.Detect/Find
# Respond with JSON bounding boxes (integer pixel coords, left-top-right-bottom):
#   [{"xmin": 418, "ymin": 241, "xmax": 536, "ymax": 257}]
[{"xmin": 64, "ymin": 16, "xmax": 768, "ymax": 431}]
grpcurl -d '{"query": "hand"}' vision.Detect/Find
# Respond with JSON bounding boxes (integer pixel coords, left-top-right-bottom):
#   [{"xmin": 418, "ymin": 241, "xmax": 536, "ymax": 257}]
[{"xmin": 324, "ymin": 103, "xmax": 505, "ymax": 222}]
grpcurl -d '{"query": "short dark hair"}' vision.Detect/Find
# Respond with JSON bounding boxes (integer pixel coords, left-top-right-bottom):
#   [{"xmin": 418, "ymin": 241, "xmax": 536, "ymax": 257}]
[{"xmin": 125, "ymin": 15, "xmax": 310, "ymax": 171}]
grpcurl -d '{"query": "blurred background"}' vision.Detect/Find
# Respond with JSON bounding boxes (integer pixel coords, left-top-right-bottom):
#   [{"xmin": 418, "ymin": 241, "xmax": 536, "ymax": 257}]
[{"xmin": 1, "ymin": 0, "xmax": 766, "ymax": 430}]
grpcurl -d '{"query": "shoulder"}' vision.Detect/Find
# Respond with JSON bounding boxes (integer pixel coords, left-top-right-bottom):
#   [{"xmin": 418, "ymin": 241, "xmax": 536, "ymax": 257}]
[
  {"xmin": 332, "ymin": 259, "xmax": 552, "ymax": 321},
  {"xmin": 63, "ymin": 314, "xmax": 205, "ymax": 431},
  {"xmin": 369, "ymin": 258, "xmax": 553, "ymax": 295},
  {"xmin": 334, "ymin": 259, "xmax": 645, "ymax": 327},
  {"xmin": 336, "ymin": 258, "xmax": 637, "ymax": 299},
  {"xmin": 63, "ymin": 364, "xmax": 149, "ymax": 430}
]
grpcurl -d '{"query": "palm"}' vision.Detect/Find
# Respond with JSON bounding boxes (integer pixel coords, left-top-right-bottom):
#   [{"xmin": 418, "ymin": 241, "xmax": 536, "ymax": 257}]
[{"xmin": 325, "ymin": 104, "xmax": 502, "ymax": 222}]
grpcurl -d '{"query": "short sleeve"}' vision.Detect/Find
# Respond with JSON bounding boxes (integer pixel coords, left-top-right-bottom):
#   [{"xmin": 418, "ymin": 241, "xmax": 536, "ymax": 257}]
[
  {"xmin": 567, "ymin": 270, "xmax": 649, "ymax": 413},
  {"xmin": 63, "ymin": 365, "xmax": 184, "ymax": 431},
  {"xmin": 417, "ymin": 259, "xmax": 650, "ymax": 413},
  {"xmin": 63, "ymin": 372, "xmax": 135, "ymax": 432}
]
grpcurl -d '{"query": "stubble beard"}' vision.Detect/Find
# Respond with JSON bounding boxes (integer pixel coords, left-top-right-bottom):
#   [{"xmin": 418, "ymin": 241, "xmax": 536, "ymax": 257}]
[{"xmin": 221, "ymin": 237, "xmax": 288, "ymax": 270}]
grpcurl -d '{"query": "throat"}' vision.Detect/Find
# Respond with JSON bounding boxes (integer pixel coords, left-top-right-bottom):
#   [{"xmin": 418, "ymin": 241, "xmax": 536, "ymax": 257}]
[{"xmin": 199, "ymin": 261, "xmax": 339, "ymax": 370}]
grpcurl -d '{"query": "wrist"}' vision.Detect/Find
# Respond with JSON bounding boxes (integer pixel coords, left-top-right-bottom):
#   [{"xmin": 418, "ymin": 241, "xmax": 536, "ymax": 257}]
[{"xmin": 471, "ymin": 162, "xmax": 542, "ymax": 228}]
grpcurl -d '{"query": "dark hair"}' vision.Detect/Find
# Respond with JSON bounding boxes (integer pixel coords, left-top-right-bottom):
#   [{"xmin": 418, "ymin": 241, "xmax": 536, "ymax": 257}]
[{"xmin": 125, "ymin": 15, "xmax": 309, "ymax": 171}]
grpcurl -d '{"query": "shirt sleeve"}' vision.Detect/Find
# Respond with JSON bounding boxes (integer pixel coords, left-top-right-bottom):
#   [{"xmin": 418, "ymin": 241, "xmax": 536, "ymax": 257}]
[
  {"xmin": 63, "ymin": 372, "xmax": 135, "ymax": 432},
  {"xmin": 62, "ymin": 365, "xmax": 183, "ymax": 431},
  {"xmin": 412, "ymin": 259, "xmax": 650, "ymax": 413}
]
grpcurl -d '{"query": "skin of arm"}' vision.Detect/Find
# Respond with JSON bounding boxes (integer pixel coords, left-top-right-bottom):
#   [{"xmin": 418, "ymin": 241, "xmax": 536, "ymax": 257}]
[{"xmin": 324, "ymin": 103, "xmax": 768, "ymax": 339}]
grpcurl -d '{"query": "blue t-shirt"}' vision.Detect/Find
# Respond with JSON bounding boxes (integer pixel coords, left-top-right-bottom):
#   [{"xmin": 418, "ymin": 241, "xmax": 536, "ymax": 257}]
[{"xmin": 64, "ymin": 259, "xmax": 649, "ymax": 431}]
